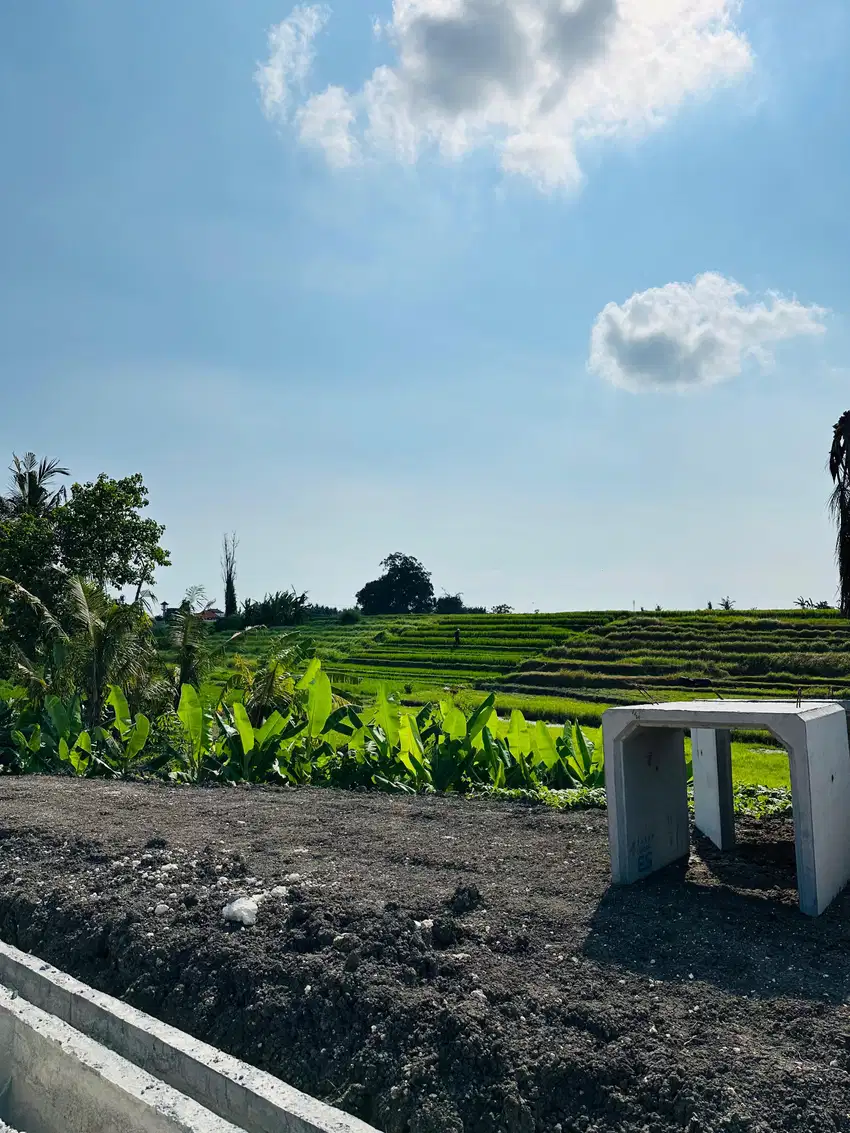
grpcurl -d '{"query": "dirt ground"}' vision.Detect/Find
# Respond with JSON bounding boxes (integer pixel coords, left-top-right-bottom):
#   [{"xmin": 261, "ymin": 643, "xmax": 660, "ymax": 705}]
[{"xmin": 1, "ymin": 780, "xmax": 849, "ymax": 1133}]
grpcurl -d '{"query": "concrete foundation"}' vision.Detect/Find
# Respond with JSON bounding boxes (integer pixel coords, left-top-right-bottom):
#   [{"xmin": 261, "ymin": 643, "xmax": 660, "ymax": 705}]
[
  {"xmin": 0, "ymin": 983, "xmax": 243, "ymax": 1133},
  {"xmin": 603, "ymin": 701, "xmax": 850, "ymax": 916},
  {"xmin": 0, "ymin": 941, "xmax": 378, "ymax": 1133}
]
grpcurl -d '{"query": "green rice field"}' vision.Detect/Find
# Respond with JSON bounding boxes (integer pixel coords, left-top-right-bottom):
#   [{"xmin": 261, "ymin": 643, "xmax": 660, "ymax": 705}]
[{"xmin": 196, "ymin": 606, "xmax": 850, "ymax": 789}]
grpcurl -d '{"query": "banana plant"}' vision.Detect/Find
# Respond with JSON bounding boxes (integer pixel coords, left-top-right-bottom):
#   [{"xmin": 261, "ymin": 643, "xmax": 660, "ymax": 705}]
[
  {"xmin": 96, "ymin": 685, "xmax": 151, "ymax": 775},
  {"xmin": 217, "ymin": 701, "xmax": 302, "ymax": 783},
  {"xmin": 176, "ymin": 684, "xmax": 219, "ymax": 781},
  {"xmin": 58, "ymin": 730, "xmax": 92, "ymax": 776},
  {"xmin": 344, "ymin": 692, "xmax": 418, "ymax": 793},
  {"xmin": 9, "ymin": 722, "xmax": 45, "ymax": 773},
  {"xmin": 554, "ymin": 720, "xmax": 605, "ymax": 788}
]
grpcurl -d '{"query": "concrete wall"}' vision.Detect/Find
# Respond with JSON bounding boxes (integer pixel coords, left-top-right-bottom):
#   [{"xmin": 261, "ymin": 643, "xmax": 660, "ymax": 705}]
[
  {"xmin": 606, "ymin": 726, "xmax": 690, "ymax": 884},
  {"xmin": 0, "ymin": 942, "xmax": 378, "ymax": 1133},
  {"xmin": 0, "ymin": 984, "xmax": 243, "ymax": 1133}
]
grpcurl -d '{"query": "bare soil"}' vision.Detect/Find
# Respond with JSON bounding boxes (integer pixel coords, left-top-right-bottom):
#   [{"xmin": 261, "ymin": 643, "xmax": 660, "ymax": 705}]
[{"xmin": 1, "ymin": 778, "xmax": 849, "ymax": 1133}]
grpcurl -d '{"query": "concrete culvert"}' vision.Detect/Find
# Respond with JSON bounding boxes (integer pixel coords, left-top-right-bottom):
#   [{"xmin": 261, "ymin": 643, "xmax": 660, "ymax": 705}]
[{"xmin": 0, "ymin": 940, "xmax": 377, "ymax": 1133}]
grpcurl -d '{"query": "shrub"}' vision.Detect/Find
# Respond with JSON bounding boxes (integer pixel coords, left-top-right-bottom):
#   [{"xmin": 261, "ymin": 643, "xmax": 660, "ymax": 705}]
[{"xmin": 339, "ymin": 608, "xmax": 361, "ymax": 625}]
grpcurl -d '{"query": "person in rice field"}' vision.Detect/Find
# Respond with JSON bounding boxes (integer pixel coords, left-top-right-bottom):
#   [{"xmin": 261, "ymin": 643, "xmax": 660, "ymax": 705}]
[{"xmin": 454, "ymin": 627, "xmax": 461, "ymax": 648}]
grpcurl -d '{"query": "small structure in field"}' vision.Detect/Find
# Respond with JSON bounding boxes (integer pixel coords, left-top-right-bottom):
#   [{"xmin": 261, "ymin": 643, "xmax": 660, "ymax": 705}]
[{"xmin": 603, "ymin": 700, "xmax": 850, "ymax": 916}]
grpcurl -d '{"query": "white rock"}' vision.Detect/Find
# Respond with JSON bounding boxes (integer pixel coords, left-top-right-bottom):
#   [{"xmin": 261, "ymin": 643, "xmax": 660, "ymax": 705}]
[
  {"xmin": 222, "ymin": 897, "xmax": 258, "ymax": 926},
  {"xmin": 271, "ymin": 885, "xmax": 289, "ymax": 897},
  {"xmin": 154, "ymin": 903, "xmax": 170, "ymax": 917},
  {"xmin": 470, "ymin": 989, "xmax": 487, "ymax": 1002}
]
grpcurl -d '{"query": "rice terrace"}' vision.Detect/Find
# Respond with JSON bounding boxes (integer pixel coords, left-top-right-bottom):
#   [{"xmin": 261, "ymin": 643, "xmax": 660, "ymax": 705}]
[{"xmin": 3, "ymin": 1, "xmax": 850, "ymax": 1131}]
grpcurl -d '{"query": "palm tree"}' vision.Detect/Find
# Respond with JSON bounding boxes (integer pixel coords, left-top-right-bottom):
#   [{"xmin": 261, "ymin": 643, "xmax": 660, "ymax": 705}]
[
  {"xmin": 829, "ymin": 411, "xmax": 850, "ymax": 616},
  {"xmin": 0, "ymin": 574, "xmax": 157, "ymax": 727},
  {"xmin": 2, "ymin": 453, "xmax": 69, "ymax": 517}
]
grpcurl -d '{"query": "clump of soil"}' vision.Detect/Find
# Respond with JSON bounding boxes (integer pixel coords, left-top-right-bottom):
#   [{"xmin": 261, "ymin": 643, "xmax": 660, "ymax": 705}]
[{"xmin": 1, "ymin": 778, "xmax": 849, "ymax": 1133}]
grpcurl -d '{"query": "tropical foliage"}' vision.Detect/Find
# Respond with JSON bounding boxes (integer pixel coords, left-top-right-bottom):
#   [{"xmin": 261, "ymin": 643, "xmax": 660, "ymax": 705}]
[
  {"xmin": 242, "ymin": 588, "xmax": 310, "ymax": 628},
  {"xmin": 0, "ymin": 650, "xmax": 604, "ymax": 796},
  {"xmin": 0, "ymin": 454, "xmax": 69, "ymax": 517},
  {"xmin": 0, "ymin": 454, "xmax": 169, "ymax": 656}
]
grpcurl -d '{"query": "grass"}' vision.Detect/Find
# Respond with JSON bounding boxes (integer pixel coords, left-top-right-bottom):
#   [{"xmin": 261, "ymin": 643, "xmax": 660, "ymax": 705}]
[
  {"xmin": 729, "ymin": 744, "xmax": 791, "ymax": 789},
  {"xmin": 579, "ymin": 727, "xmax": 791, "ymax": 790}
]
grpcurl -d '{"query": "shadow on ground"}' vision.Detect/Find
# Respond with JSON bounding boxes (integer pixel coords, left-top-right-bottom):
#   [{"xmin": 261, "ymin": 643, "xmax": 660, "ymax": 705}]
[{"xmin": 582, "ymin": 819, "xmax": 850, "ymax": 1003}]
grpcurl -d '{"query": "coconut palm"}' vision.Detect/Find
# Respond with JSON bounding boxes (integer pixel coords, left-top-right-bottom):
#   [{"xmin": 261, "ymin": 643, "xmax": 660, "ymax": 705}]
[
  {"xmin": 2, "ymin": 453, "xmax": 69, "ymax": 517},
  {"xmin": 829, "ymin": 411, "xmax": 850, "ymax": 616},
  {"xmin": 0, "ymin": 574, "xmax": 157, "ymax": 727}
]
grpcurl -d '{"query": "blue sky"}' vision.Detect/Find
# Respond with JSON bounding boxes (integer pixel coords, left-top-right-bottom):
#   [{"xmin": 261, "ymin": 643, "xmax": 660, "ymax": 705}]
[{"xmin": 1, "ymin": 0, "xmax": 848, "ymax": 611}]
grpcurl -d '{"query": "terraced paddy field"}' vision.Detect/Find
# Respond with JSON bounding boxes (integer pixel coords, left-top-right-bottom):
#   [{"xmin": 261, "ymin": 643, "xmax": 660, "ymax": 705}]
[{"xmin": 205, "ymin": 608, "xmax": 850, "ymax": 717}]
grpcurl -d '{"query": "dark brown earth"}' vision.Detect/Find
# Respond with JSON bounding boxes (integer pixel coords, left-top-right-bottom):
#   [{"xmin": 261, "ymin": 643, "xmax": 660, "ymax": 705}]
[{"xmin": 1, "ymin": 779, "xmax": 850, "ymax": 1133}]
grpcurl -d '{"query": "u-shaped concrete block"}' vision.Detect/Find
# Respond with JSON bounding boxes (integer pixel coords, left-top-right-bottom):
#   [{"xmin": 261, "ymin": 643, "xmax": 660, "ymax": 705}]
[{"xmin": 603, "ymin": 701, "xmax": 850, "ymax": 916}]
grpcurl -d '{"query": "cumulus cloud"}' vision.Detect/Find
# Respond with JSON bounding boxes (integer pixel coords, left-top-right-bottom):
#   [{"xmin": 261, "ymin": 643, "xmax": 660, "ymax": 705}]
[
  {"xmin": 256, "ymin": 0, "xmax": 753, "ymax": 189},
  {"xmin": 589, "ymin": 273, "xmax": 828, "ymax": 392}
]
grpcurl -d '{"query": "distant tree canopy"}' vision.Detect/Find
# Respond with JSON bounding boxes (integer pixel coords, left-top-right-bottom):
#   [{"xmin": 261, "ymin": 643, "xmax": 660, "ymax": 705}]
[
  {"xmin": 242, "ymin": 588, "xmax": 309, "ymax": 628},
  {"xmin": 435, "ymin": 592, "xmax": 465, "ymax": 614},
  {"xmin": 356, "ymin": 553, "xmax": 435, "ymax": 615}
]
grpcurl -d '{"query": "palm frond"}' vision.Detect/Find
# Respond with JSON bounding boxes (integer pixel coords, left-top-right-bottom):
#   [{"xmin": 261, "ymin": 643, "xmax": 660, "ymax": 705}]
[{"xmin": 0, "ymin": 575, "xmax": 69, "ymax": 642}]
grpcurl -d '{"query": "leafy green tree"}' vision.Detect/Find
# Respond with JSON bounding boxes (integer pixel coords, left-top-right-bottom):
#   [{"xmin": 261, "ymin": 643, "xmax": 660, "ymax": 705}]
[
  {"xmin": 57, "ymin": 473, "xmax": 170, "ymax": 598},
  {"xmin": 0, "ymin": 515, "xmax": 64, "ymax": 661},
  {"xmin": 355, "ymin": 553, "xmax": 435, "ymax": 614},
  {"xmin": 830, "ymin": 410, "xmax": 850, "ymax": 616},
  {"xmin": 491, "ymin": 603, "xmax": 513, "ymax": 614},
  {"xmin": 435, "ymin": 592, "xmax": 465, "ymax": 614}
]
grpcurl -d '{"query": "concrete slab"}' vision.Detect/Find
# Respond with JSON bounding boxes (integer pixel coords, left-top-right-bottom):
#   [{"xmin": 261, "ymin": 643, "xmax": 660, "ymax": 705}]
[
  {"xmin": 603, "ymin": 700, "xmax": 850, "ymax": 916},
  {"xmin": 0, "ymin": 983, "xmax": 244, "ymax": 1133},
  {"xmin": 0, "ymin": 941, "xmax": 378, "ymax": 1133}
]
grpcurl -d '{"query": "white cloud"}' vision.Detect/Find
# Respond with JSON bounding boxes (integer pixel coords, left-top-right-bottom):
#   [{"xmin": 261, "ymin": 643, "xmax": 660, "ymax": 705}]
[
  {"xmin": 589, "ymin": 273, "xmax": 828, "ymax": 392},
  {"xmin": 257, "ymin": 0, "xmax": 754, "ymax": 189},
  {"xmin": 255, "ymin": 4, "xmax": 330, "ymax": 122},
  {"xmin": 297, "ymin": 86, "xmax": 360, "ymax": 167}
]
